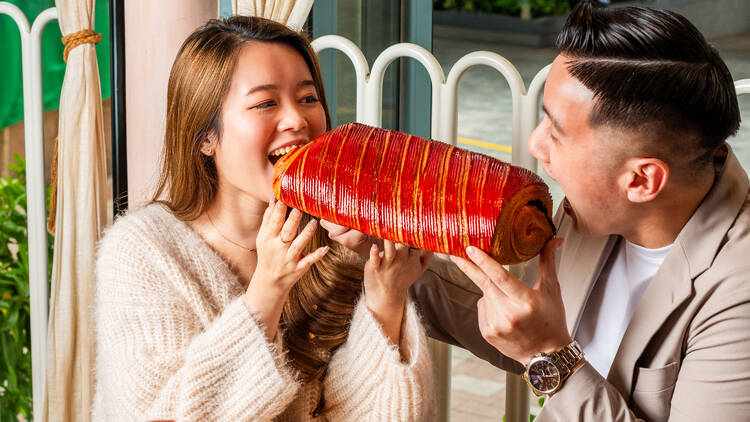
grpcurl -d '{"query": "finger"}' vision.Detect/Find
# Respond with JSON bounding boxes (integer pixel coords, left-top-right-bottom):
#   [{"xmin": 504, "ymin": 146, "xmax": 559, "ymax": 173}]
[
  {"xmin": 535, "ymin": 237, "xmax": 564, "ymax": 293},
  {"xmin": 383, "ymin": 239, "xmax": 396, "ymax": 263},
  {"xmin": 369, "ymin": 243, "xmax": 381, "ymax": 269},
  {"xmin": 319, "ymin": 219, "xmax": 349, "ymax": 237},
  {"xmin": 296, "ymin": 245, "xmax": 330, "ymax": 271},
  {"xmin": 466, "ymin": 246, "xmax": 532, "ymax": 301},
  {"xmin": 476, "ymin": 297, "xmax": 492, "ymax": 342},
  {"xmin": 394, "ymin": 242, "xmax": 409, "ymax": 260},
  {"xmin": 279, "ymin": 208, "xmax": 303, "ymax": 243},
  {"xmin": 449, "ymin": 255, "xmax": 495, "ymax": 295},
  {"xmin": 288, "ymin": 218, "xmax": 318, "ymax": 257},
  {"xmin": 260, "ymin": 198, "xmax": 275, "ymax": 231},
  {"xmin": 267, "ymin": 199, "xmax": 287, "ymax": 235}
]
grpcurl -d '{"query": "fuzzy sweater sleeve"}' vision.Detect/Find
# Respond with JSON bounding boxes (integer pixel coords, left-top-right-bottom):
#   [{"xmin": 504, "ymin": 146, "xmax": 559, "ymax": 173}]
[
  {"xmin": 92, "ymin": 213, "xmax": 301, "ymax": 421},
  {"xmin": 322, "ymin": 294, "xmax": 434, "ymax": 421}
]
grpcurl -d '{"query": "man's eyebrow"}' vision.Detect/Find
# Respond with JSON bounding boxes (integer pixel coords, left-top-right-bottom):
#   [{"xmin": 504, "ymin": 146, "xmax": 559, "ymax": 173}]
[{"xmin": 542, "ymin": 104, "xmax": 566, "ymax": 136}]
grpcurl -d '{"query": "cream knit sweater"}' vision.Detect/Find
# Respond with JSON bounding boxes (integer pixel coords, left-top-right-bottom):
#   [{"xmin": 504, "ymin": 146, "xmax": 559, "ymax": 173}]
[{"xmin": 92, "ymin": 204, "xmax": 434, "ymax": 421}]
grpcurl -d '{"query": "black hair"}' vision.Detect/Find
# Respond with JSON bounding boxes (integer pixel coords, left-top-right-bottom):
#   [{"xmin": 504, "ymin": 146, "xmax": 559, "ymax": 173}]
[{"xmin": 555, "ymin": 1, "xmax": 740, "ymax": 164}]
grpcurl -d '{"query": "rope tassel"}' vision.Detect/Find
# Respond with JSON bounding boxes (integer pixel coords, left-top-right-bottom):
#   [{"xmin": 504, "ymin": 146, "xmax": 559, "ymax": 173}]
[{"xmin": 48, "ymin": 29, "xmax": 104, "ymax": 233}]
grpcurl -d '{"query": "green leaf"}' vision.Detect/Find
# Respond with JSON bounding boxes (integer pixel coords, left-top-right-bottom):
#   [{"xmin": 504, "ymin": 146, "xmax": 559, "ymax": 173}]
[
  {"xmin": 530, "ymin": 414, "xmax": 536, "ymax": 422},
  {"xmin": 2, "ymin": 305, "xmax": 19, "ymax": 331},
  {"xmin": 538, "ymin": 397, "xmax": 545, "ymax": 407}
]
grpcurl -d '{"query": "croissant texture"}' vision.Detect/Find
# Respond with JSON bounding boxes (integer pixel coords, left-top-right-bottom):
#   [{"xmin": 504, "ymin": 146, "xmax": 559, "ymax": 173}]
[{"xmin": 273, "ymin": 123, "xmax": 554, "ymax": 264}]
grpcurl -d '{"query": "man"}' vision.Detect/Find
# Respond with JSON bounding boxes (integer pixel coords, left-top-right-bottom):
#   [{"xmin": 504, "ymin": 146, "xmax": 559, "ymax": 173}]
[{"xmin": 323, "ymin": 2, "xmax": 750, "ymax": 420}]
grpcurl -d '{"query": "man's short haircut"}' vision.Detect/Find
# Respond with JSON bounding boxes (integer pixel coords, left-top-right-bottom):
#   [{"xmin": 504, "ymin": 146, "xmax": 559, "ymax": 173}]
[{"xmin": 555, "ymin": 1, "xmax": 740, "ymax": 163}]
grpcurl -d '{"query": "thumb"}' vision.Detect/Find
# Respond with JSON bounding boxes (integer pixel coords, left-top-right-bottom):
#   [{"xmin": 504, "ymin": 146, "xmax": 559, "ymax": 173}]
[{"xmin": 319, "ymin": 219, "xmax": 349, "ymax": 237}]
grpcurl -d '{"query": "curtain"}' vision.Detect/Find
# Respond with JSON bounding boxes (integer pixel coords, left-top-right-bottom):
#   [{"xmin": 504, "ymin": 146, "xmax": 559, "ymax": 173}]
[
  {"xmin": 43, "ymin": 0, "xmax": 108, "ymax": 420},
  {"xmin": 232, "ymin": 0, "xmax": 314, "ymax": 31}
]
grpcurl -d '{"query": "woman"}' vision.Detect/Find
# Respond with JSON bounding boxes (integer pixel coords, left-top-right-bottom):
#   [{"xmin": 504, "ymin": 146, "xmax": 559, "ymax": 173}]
[{"xmin": 93, "ymin": 16, "xmax": 434, "ymax": 421}]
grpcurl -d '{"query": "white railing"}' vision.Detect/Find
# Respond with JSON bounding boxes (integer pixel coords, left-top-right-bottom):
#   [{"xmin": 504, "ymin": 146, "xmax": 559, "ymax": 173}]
[
  {"xmin": 6, "ymin": 3, "xmax": 750, "ymax": 420},
  {"xmin": 0, "ymin": 3, "xmax": 58, "ymax": 420}
]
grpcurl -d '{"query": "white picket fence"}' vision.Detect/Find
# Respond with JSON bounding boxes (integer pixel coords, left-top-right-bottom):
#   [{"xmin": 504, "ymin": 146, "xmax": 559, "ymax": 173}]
[{"xmin": 3, "ymin": 2, "xmax": 750, "ymax": 421}]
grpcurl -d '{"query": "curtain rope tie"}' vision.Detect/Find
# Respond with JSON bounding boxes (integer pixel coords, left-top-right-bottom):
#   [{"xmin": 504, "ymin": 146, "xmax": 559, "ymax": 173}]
[{"xmin": 61, "ymin": 29, "xmax": 102, "ymax": 62}]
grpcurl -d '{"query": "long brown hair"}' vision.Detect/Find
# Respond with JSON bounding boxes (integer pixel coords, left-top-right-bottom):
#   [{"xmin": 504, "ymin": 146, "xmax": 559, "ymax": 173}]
[{"xmin": 153, "ymin": 16, "xmax": 363, "ymax": 392}]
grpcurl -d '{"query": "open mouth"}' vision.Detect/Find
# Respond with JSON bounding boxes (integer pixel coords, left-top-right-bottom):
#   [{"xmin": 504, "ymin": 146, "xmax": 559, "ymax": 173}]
[{"xmin": 268, "ymin": 144, "xmax": 301, "ymax": 165}]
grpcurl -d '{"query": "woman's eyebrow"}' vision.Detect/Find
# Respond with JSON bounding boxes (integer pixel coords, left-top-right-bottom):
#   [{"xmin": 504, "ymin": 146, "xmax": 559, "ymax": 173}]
[
  {"xmin": 245, "ymin": 80, "xmax": 315, "ymax": 95},
  {"xmin": 244, "ymin": 84, "xmax": 277, "ymax": 96}
]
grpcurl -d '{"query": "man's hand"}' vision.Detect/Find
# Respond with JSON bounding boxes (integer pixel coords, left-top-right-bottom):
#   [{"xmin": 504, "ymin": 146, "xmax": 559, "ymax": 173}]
[
  {"xmin": 319, "ymin": 220, "xmax": 382, "ymax": 258},
  {"xmin": 450, "ymin": 238, "xmax": 571, "ymax": 365}
]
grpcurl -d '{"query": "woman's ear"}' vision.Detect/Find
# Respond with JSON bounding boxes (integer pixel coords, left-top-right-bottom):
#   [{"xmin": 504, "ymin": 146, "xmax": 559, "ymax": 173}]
[
  {"xmin": 200, "ymin": 141, "xmax": 214, "ymax": 156},
  {"xmin": 200, "ymin": 132, "xmax": 218, "ymax": 156},
  {"xmin": 625, "ymin": 157, "xmax": 669, "ymax": 203}
]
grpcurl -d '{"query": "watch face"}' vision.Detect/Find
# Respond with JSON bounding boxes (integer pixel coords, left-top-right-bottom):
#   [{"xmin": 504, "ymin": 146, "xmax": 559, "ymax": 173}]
[{"xmin": 527, "ymin": 357, "xmax": 561, "ymax": 394}]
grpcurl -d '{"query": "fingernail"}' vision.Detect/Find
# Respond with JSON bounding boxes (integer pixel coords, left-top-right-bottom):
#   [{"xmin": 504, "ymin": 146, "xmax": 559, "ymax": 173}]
[
  {"xmin": 466, "ymin": 246, "xmax": 477, "ymax": 257},
  {"xmin": 371, "ymin": 244, "xmax": 378, "ymax": 253},
  {"xmin": 321, "ymin": 246, "xmax": 330, "ymax": 254}
]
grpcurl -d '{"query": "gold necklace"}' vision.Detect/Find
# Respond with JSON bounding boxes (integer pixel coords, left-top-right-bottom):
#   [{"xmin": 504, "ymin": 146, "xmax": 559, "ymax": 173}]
[{"xmin": 206, "ymin": 211, "xmax": 257, "ymax": 253}]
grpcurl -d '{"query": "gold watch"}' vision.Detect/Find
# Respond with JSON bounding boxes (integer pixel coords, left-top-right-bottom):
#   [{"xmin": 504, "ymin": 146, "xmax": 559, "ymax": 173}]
[{"xmin": 522, "ymin": 340, "xmax": 585, "ymax": 396}]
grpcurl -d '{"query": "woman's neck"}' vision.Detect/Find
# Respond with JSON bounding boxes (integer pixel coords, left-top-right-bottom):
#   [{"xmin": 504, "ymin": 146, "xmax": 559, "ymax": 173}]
[{"xmin": 206, "ymin": 189, "xmax": 267, "ymax": 248}]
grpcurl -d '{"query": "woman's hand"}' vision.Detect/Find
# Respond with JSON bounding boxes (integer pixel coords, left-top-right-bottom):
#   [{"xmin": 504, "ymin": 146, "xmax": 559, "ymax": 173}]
[
  {"xmin": 244, "ymin": 198, "xmax": 329, "ymax": 341},
  {"xmin": 364, "ymin": 240, "xmax": 432, "ymax": 345},
  {"xmin": 319, "ymin": 220, "xmax": 380, "ymax": 259}
]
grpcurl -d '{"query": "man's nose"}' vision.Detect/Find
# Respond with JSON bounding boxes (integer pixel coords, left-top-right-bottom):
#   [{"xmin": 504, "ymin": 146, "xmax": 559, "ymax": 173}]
[{"xmin": 528, "ymin": 124, "xmax": 549, "ymax": 163}]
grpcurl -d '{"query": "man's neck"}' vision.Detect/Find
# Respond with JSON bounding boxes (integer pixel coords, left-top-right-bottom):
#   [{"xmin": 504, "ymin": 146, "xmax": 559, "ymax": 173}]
[{"xmin": 622, "ymin": 173, "xmax": 716, "ymax": 249}]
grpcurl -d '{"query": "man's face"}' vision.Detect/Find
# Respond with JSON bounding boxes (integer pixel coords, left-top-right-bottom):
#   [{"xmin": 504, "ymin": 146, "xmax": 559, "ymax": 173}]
[{"xmin": 528, "ymin": 55, "xmax": 630, "ymax": 237}]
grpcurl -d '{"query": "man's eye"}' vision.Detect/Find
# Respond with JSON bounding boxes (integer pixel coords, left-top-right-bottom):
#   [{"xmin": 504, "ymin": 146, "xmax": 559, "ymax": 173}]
[
  {"xmin": 253, "ymin": 100, "xmax": 276, "ymax": 110},
  {"xmin": 302, "ymin": 95, "xmax": 320, "ymax": 104}
]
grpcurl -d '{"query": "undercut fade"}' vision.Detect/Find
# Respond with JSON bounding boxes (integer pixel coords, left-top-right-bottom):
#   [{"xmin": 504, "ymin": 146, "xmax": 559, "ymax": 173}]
[{"xmin": 555, "ymin": 1, "xmax": 740, "ymax": 164}]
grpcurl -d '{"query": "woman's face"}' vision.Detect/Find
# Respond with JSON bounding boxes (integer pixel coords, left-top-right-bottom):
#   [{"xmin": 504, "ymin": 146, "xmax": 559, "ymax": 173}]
[{"xmin": 211, "ymin": 42, "xmax": 326, "ymax": 203}]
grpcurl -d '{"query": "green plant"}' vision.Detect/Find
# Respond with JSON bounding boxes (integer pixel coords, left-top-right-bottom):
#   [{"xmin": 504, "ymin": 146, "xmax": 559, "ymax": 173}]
[
  {"xmin": 0, "ymin": 154, "xmax": 53, "ymax": 421},
  {"xmin": 502, "ymin": 396, "xmax": 545, "ymax": 421},
  {"xmin": 434, "ymin": 0, "xmax": 569, "ymax": 17}
]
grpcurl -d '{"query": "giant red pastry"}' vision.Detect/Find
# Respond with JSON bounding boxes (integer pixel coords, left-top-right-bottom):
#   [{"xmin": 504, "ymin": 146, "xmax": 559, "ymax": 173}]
[{"xmin": 273, "ymin": 123, "xmax": 554, "ymax": 264}]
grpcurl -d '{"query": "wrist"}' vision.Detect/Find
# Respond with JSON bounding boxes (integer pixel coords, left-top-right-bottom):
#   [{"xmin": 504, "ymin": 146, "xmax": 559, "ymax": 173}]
[
  {"xmin": 244, "ymin": 279, "xmax": 289, "ymax": 314},
  {"xmin": 523, "ymin": 340, "xmax": 585, "ymax": 397},
  {"xmin": 364, "ymin": 287, "xmax": 407, "ymax": 311}
]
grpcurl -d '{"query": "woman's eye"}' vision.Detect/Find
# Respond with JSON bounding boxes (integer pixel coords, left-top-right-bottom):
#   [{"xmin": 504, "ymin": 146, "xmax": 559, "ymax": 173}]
[
  {"xmin": 253, "ymin": 100, "xmax": 276, "ymax": 110},
  {"xmin": 302, "ymin": 95, "xmax": 319, "ymax": 104}
]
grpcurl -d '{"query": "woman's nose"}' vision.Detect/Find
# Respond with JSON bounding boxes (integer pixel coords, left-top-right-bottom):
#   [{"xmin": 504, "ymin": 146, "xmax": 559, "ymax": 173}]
[{"xmin": 278, "ymin": 103, "xmax": 308, "ymax": 132}]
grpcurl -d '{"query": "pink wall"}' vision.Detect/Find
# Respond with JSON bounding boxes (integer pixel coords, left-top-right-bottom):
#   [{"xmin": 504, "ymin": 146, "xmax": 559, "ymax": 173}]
[{"xmin": 125, "ymin": 0, "xmax": 217, "ymax": 208}]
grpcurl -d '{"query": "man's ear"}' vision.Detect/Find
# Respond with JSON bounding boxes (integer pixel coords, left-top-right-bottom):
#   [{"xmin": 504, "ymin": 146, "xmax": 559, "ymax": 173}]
[{"xmin": 624, "ymin": 158, "xmax": 669, "ymax": 203}]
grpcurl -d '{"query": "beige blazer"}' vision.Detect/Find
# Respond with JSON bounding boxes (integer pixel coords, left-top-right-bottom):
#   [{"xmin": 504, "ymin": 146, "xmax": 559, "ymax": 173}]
[{"xmin": 411, "ymin": 145, "xmax": 750, "ymax": 421}]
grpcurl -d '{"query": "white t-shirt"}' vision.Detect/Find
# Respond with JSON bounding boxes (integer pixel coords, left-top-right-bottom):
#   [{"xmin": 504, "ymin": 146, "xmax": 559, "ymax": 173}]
[{"xmin": 574, "ymin": 238, "xmax": 672, "ymax": 377}]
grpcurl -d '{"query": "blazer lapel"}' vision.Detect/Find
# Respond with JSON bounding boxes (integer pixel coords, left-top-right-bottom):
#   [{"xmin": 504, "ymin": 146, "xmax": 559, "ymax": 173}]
[
  {"xmin": 556, "ymin": 215, "xmax": 618, "ymax": 336},
  {"xmin": 607, "ymin": 145, "xmax": 749, "ymax": 401},
  {"xmin": 606, "ymin": 251, "xmax": 692, "ymax": 401}
]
